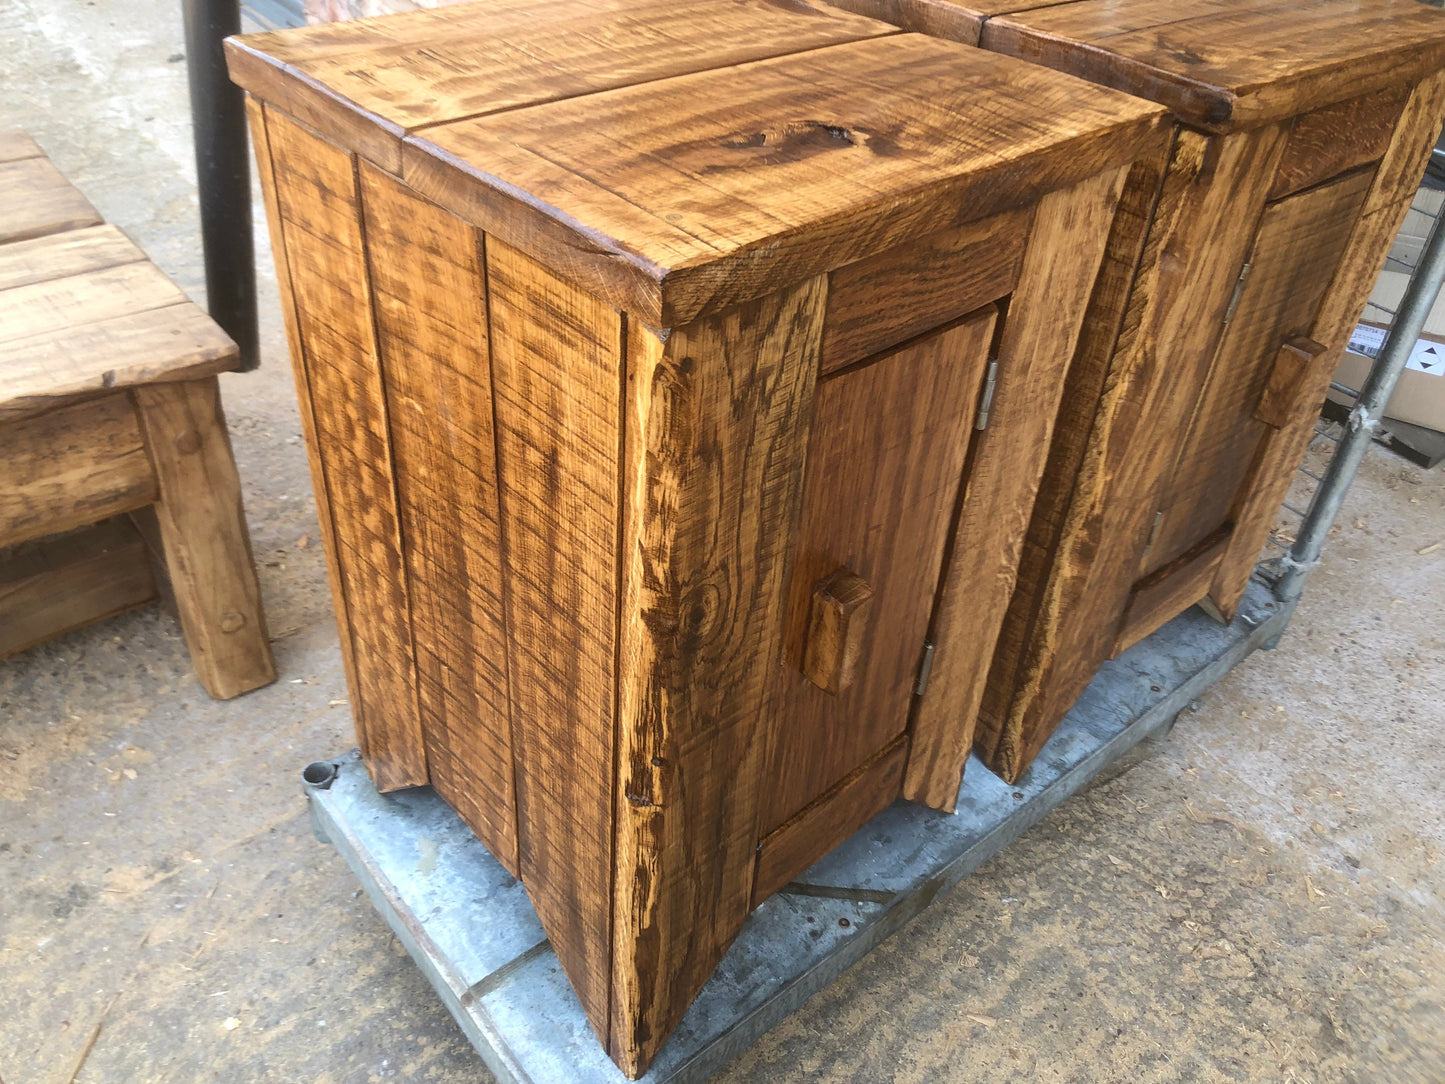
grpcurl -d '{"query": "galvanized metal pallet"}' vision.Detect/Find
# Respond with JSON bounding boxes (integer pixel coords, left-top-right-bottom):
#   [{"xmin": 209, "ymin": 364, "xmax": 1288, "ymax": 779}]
[{"xmin": 302, "ymin": 578, "xmax": 1288, "ymax": 1084}]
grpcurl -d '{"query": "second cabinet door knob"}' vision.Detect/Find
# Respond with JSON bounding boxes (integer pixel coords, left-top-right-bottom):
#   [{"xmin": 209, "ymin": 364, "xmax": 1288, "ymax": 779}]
[{"xmin": 802, "ymin": 568, "xmax": 874, "ymax": 694}]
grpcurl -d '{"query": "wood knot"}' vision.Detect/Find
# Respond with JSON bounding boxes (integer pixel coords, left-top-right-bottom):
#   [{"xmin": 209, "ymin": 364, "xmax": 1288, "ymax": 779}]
[
  {"xmin": 219, "ymin": 611, "xmax": 247, "ymax": 633},
  {"xmin": 175, "ymin": 429, "xmax": 203, "ymax": 455}
]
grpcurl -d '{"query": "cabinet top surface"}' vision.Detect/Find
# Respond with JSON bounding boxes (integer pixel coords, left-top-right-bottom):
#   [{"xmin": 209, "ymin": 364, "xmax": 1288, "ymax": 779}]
[
  {"xmin": 232, "ymin": 10, "xmax": 1165, "ymax": 325},
  {"xmin": 227, "ymin": 0, "xmax": 897, "ymax": 147},
  {"xmin": 968, "ymin": 0, "xmax": 1445, "ymax": 130}
]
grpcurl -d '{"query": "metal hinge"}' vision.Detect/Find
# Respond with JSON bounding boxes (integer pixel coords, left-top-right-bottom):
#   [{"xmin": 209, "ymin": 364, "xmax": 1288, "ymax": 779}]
[
  {"xmin": 974, "ymin": 360, "xmax": 1000, "ymax": 431},
  {"xmin": 1223, "ymin": 262, "xmax": 1254, "ymax": 325},
  {"xmin": 914, "ymin": 640, "xmax": 936, "ymax": 696},
  {"xmin": 1144, "ymin": 510, "xmax": 1164, "ymax": 554}
]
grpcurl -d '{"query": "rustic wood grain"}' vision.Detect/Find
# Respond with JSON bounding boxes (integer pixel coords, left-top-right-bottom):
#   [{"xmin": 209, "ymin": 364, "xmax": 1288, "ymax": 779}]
[
  {"xmin": 264, "ymin": 108, "xmax": 428, "ymax": 790},
  {"xmin": 133, "ymin": 377, "xmax": 276, "ymax": 699},
  {"xmin": 766, "ymin": 307, "xmax": 995, "ymax": 831},
  {"xmin": 359, "ymin": 161, "xmax": 519, "ymax": 876},
  {"xmin": 0, "ymin": 305, "xmax": 240, "ymax": 423},
  {"xmin": 974, "ymin": 125, "xmax": 1287, "ymax": 785},
  {"xmin": 1141, "ymin": 168, "xmax": 1374, "ymax": 581},
  {"xmin": 818, "ymin": 0, "xmax": 983, "ymax": 43},
  {"xmin": 0, "ymin": 224, "xmax": 143, "ymax": 291},
  {"xmin": 1212, "ymin": 69, "xmax": 1445, "ymax": 615},
  {"xmin": 752, "ymin": 736, "xmax": 909, "ymax": 906},
  {"xmin": 981, "ymin": 0, "xmax": 1445, "ymax": 132},
  {"xmin": 0, "ymin": 517, "xmax": 157, "ymax": 658},
  {"xmin": 902, "ymin": 168, "xmax": 1125, "ymax": 810},
  {"xmin": 0, "ymin": 156, "xmax": 102, "ymax": 244},
  {"xmin": 0, "ymin": 262, "xmax": 185, "ymax": 344},
  {"xmin": 486, "ymin": 235, "xmax": 623, "ymax": 1046},
  {"xmin": 960, "ymin": 136, "xmax": 1172, "ymax": 801},
  {"xmin": 0, "ymin": 393, "xmax": 157, "ymax": 549},
  {"xmin": 820, "ymin": 206, "xmax": 1029, "ymax": 374},
  {"xmin": 1269, "ymin": 85, "xmax": 1411, "ymax": 200},
  {"xmin": 405, "ymin": 34, "xmax": 1166, "ymax": 325},
  {"xmin": 226, "ymin": 0, "xmax": 896, "ymax": 172},
  {"xmin": 1112, "ymin": 524, "xmax": 1231, "ymax": 657},
  {"xmin": 802, "ymin": 569, "xmax": 875, "ymax": 695},
  {"xmin": 246, "ymin": 96, "xmax": 367, "ymax": 735},
  {"xmin": 610, "ymin": 278, "xmax": 827, "ymax": 1077},
  {"xmin": 1255, "ymin": 338, "xmax": 1327, "ymax": 430}
]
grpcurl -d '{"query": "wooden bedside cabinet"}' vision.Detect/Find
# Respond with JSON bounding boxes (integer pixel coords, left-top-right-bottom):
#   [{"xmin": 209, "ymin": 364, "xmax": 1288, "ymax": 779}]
[
  {"xmin": 228, "ymin": 3, "xmax": 1166, "ymax": 1073},
  {"xmin": 830, "ymin": 0, "xmax": 1445, "ymax": 785}
]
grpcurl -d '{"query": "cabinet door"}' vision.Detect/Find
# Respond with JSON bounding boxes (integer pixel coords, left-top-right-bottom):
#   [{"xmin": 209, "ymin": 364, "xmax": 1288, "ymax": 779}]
[
  {"xmin": 760, "ymin": 305, "xmax": 997, "ymax": 840},
  {"xmin": 1113, "ymin": 168, "xmax": 1374, "ymax": 653}
]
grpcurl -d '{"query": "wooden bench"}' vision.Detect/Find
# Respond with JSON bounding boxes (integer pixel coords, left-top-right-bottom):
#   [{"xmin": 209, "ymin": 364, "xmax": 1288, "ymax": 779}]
[{"xmin": 0, "ymin": 129, "xmax": 275, "ymax": 699}]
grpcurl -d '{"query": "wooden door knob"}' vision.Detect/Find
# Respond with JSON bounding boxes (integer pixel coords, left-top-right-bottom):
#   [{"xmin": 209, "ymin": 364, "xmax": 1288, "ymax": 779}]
[
  {"xmin": 1255, "ymin": 336, "xmax": 1327, "ymax": 429},
  {"xmin": 802, "ymin": 568, "xmax": 874, "ymax": 694}
]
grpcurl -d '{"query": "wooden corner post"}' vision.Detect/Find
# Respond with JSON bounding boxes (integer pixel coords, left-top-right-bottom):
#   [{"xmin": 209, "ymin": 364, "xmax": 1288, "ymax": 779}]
[{"xmin": 609, "ymin": 278, "xmax": 828, "ymax": 1076}]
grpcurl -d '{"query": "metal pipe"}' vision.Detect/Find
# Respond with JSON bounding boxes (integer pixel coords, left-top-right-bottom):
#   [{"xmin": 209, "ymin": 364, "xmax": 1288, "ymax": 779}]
[
  {"xmin": 1275, "ymin": 155, "xmax": 1445, "ymax": 603},
  {"xmin": 183, "ymin": 0, "xmax": 259, "ymax": 370}
]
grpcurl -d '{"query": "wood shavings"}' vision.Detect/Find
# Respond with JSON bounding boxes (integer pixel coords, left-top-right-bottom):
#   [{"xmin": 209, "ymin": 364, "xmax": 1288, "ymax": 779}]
[{"xmin": 966, "ymin": 1014, "xmax": 997, "ymax": 1028}]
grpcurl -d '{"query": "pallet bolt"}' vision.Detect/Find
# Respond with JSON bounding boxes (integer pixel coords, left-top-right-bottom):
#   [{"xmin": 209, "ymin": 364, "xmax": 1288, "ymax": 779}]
[{"xmin": 303, "ymin": 760, "xmax": 339, "ymax": 791}]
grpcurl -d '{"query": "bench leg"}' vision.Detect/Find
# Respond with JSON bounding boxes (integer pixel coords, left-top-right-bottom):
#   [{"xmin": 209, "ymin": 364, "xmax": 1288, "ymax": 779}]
[{"xmin": 133, "ymin": 376, "xmax": 275, "ymax": 698}]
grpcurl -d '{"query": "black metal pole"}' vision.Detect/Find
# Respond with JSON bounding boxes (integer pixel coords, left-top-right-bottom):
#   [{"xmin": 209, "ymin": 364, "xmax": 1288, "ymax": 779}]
[{"xmin": 182, "ymin": 0, "xmax": 260, "ymax": 370}]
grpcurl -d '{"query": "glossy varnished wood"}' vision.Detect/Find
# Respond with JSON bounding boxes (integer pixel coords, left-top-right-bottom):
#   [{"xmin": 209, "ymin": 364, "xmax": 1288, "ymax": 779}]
[
  {"xmin": 820, "ymin": 206, "xmax": 1028, "ymax": 374},
  {"xmin": 903, "ymin": 168, "xmax": 1126, "ymax": 810}
]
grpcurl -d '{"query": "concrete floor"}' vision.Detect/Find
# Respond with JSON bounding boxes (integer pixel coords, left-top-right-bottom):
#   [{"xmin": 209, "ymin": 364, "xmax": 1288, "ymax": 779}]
[{"xmin": 2, "ymin": 1, "xmax": 1444, "ymax": 1081}]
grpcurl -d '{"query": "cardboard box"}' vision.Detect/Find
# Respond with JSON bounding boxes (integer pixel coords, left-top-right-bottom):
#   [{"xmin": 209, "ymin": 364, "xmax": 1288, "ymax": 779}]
[{"xmin": 1331, "ymin": 320, "xmax": 1445, "ymax": 433}]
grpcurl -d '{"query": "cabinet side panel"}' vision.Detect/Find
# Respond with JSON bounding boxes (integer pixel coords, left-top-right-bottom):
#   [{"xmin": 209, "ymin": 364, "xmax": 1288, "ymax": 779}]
[
  {"xmin": 902, "ymin": 166, "xmax": 1126, "ymax": 811},
  {"xmin": 247, "ymin": 98, "xmax": 366, "ymax": 756},
  {"xmin": 610, "ymin": 279, "xmax": 827, "ymax": 1077},
  {"xmin": 359, "ymin": 162, "xmax": 519, "ymax": 875},
  {"xmin": 485, "ymin": 237, "xmax": 622, "ymax": 1046},
  {"xmin": 965, "ymin": 139, "xmax": 1171, "ymax": 807},
  {"xmin": 978, "ymin": 123, "xmax": 1287, "ymax": 784},
  {"xmin": 261, "ymin": 106, "xmax": 427, "ymax": 792},
  {"xmin": 1213, "ymin": 69, "xmax": 1445, "ymax": 615}
]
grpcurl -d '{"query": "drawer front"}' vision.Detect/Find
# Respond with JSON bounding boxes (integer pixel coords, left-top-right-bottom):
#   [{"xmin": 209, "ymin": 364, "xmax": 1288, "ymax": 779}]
[{"xmin": 760, "ymin": 304, "xmax": 997, "ymax": 837}]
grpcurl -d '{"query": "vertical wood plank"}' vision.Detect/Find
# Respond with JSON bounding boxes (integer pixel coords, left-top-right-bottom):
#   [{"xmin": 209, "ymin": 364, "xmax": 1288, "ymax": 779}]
[
  {"xmin": 359, "ymin": 162, "xmax": 519, "ymax": 875},
  {"xmin": 610, "ymin": 278, "xmax": 827, "ymax": 1077},
  {"xmin": 247, "ymin": 96, "xmax": 366, "ymax": 744},
  {"xmin": 1212, "ymin": 69, "xmax": 1445, "ymax": 615},
  {"xmin": 133, "ymin": 377, "xmax": 275, "ymax": 699},
  {"xmin": 976, "ymin": 123, "xmax": 1288, "ymax": 785},
  {"xmin": 485, "ymin": 236, "xmax": 624, "ymax": 1046},
  {"xmin": 262, "ymin": 107, "xmax": 427, "ymax": 792},
  {"xmin": 902, "ymin": 166, "xmax": 1127, "ymax": 811}
]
